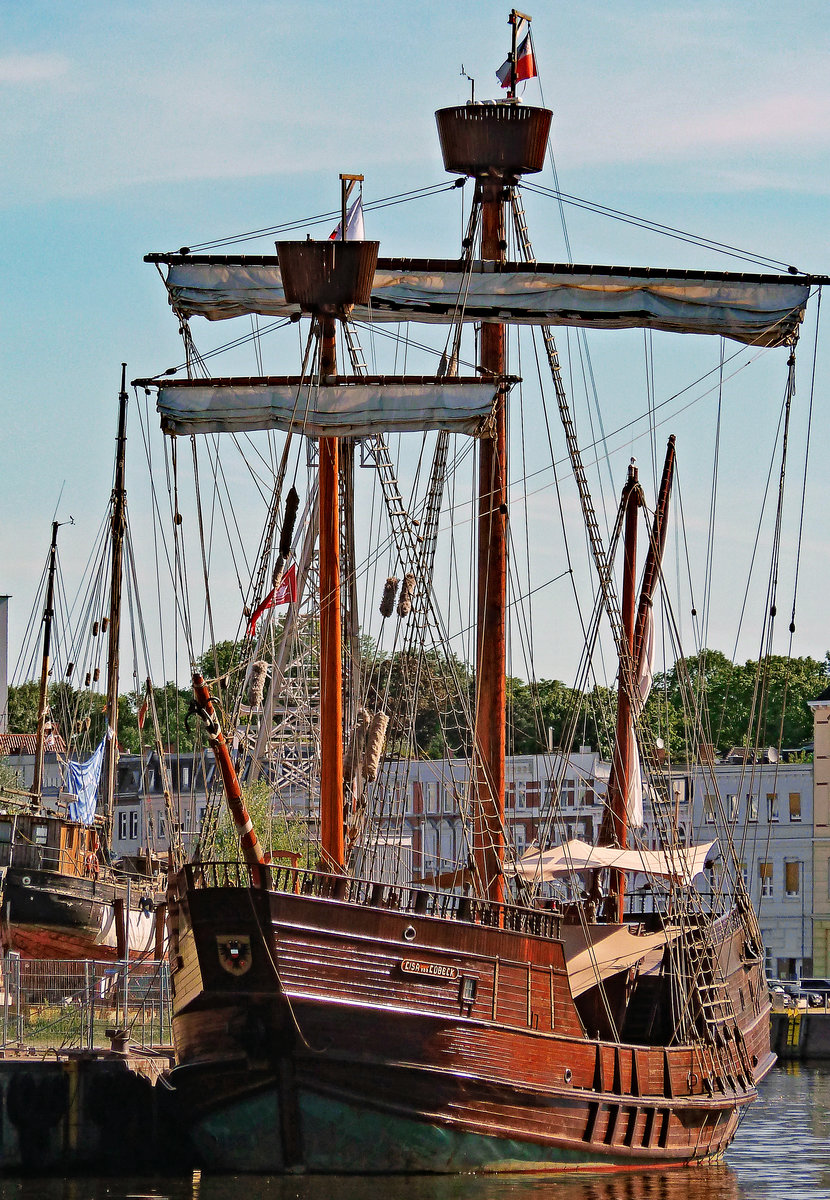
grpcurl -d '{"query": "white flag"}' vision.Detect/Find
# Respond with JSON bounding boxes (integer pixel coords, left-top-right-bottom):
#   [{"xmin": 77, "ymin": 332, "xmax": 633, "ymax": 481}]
[{"xmin": 329, "ymin": 195, "xmax": 365, "ymax": 242}]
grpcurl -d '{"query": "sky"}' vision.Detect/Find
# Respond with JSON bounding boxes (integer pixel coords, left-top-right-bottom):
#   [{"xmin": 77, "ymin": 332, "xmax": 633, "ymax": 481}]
[{"xmin": 2, "ymin": 0, "xmax": 830, "ymax": 694}]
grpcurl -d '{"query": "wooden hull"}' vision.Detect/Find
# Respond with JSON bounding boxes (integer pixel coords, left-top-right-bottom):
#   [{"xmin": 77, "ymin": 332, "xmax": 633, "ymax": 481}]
[
  {"xmin": 0, "ymin": 866, "xmax": 161, "ymax": 962},
  {"xmin": 166, "ymin": 864, "xmax": 771, "ymax": 1173}
]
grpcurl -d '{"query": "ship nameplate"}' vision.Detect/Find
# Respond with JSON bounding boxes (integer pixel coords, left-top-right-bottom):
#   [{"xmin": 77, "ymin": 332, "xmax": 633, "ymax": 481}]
[{"xmin": 400, "ymin": 959, "xmax": 459, "ymax": 981}]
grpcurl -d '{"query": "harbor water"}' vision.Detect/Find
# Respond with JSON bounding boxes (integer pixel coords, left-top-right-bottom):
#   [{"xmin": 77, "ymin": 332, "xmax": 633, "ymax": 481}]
[{"xmin": 0, "ymin": 1063, "xmax": 824, "ymax": 1200}]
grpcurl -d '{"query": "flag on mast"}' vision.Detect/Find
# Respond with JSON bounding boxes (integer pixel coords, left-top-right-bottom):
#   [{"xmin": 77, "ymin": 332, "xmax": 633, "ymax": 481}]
[
  {"xmin": 66, "ymin": 731, "xmax": 110, "ymax": 825},
  {"xmin": 247, "ymin": 562, "xmax": 298, "ymax": 635},
  {"xmin": 329, "ymin": 195, "xmax": 365, "ymax": 241},
  {"xmin": 496, "ymin": 21, "xmax": 537, "ymax": 89}
]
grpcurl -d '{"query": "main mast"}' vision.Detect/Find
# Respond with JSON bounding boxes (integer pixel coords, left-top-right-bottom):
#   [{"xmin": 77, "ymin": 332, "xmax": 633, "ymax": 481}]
[{"xmin": 435, "ymin": 14, "xmax": 550, "ymax": 902}]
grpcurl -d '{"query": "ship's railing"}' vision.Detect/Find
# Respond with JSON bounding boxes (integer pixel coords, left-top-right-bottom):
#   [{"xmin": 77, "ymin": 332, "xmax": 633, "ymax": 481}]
[
  {"xmin": 183, "ymin": 861, "xmax": 561, "ymax": 940},
  {"xmin": 0, "ymin": 955, "xmax": 172, "ymax": 1051}
]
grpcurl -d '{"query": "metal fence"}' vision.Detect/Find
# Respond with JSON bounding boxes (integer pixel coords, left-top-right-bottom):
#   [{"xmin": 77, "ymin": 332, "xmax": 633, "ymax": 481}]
[{"xmin": 0, "ymin": 955, "xmax": 172, "ymax": 1051}]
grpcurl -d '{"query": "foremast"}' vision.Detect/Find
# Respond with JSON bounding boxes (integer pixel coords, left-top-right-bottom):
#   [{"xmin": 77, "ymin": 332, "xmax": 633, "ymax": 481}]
[{"xmin": 274, "ymin": 234, "xmax": 379, "ymax": 871}]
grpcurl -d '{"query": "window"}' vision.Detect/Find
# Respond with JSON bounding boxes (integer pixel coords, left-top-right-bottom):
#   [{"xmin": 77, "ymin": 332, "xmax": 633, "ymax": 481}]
[
  {"xmin": 789, "ymin": 792, "xmax": 802, "ymax": 822},
  {"xmin": 762, "ymin": 938, "xmax": 775, "ymax": 977},
  {"xmin": 739, "ymin": 861, "xmax": 748, "ymax": 886},
  {"xmin": 129, "ymin": 810, "xmax": 139, "ymax": 840},
  {"xmin": 727, "ymin": 794, "xmax": 739, "ymax": 821},
  {"xmin": 747, "ymin": 794, "xmax": 758, "ymax": 822},
  {"xmin": 424, "ymin": 782, "xmax": 440, "ymax": 814},
  {"xmin": 180, "ymin": 764, "xmax": 190, "ymax": 789},
  {"xmin": 759, "ymin": 861, "xmax": 773, "ymax": 898},
  {"xmin": 34, "ymin": 825, "xmax": 48, "ymax": 846},
  {"xmin": 0, "ymin": 821, "xmax": 12, "ymax": 844},
  {"xmin": 118, "ymin": 811, "xmax": 128, "ymax": 840},
  {"xmin": 703, "ymin": 794, "xmax": 717, "ymax": 824},
  {"xmin": 513, "ymin": 824, "xmax": 527, "ymax": 854},
  {"xmin": 767, "ymin": 793, "xmax": 779, "ymax": 823},
  {"xmin": 560, "ymin": 780, "xmax": 575, "ymax": 808},
  {"xmin": 785, "ymin": 861, "xmax": 800, "ymax": 898},
  {"xmin": 515, "ymin": 783, "xmax": 527, "ymax": 811}
]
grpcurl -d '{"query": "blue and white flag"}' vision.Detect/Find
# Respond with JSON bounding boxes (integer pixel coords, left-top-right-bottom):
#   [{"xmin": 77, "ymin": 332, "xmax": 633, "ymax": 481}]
[{"xmin": 66, "ymin": 732, "xmax": 108, "ymax": 825}]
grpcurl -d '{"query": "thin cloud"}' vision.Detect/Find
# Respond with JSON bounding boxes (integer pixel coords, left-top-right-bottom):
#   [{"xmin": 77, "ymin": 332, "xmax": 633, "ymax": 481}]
[{"xmin": 0, "ymin": 53, "xmax": 69, "ymax": 85}]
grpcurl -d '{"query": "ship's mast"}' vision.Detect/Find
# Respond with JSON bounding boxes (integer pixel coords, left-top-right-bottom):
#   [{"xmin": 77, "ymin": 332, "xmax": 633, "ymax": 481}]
[
  {"xmin": 600, "ymin": 464, "xmax": 640, "ymax": 921},
  {"xmin": 318, "ymin": 315, "xmax": 344, "ymax": 869},
  {"xmin": 598, "ymin": 438, "xmax": 675, "ymax": 922},
  {"xmin": 435, "ymin": 13, "xmax": 550, "ymax": 902},
  {"xmin": 32, "ymin": 519, "xmax": 60, "ymax": 803},
  {"xmin": 474, "ymin": 179, "xmax": 508, "ymax": 904},
  {"xmin": 277, "ymin": 223, "xmax": 378, "ymax": 873},
  {"xmin": 101, "ymin": 365, "xmax": 128, "ymax": 850}
]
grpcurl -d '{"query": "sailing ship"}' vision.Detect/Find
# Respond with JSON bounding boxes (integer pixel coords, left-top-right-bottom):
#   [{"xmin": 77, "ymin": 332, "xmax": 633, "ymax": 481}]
[
  {"xmin": 0, "ymin": 368, "xmax": 166, "ymax": 961},
  {"xmin": 136, "ymin": 13, "xmax": 823, "ymax": 1171}
]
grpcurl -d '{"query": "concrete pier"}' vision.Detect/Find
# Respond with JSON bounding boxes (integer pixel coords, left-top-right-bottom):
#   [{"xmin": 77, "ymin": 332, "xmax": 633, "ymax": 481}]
[
  {"xmin": 0, "ymin": 1045, "xmax": 186, "ymax": 1172},
  {"xmin": 771, "ymin": 1003, "xmax": 830, "ymax": 1060}
]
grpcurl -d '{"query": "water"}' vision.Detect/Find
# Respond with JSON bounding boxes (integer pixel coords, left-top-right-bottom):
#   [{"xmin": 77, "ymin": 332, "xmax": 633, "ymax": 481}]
[{"xmin": 0, "ymin": 1065, "xmax": 825, "ymax": 1200}]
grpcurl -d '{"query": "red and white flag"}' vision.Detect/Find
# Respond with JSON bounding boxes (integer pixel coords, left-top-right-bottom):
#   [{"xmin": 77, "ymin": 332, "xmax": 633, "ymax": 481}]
[
  {"xmin": 247, "ymin": 563, "xmax": 298, "ymax": 635},
  {"xmin": 329, "ymin": 195, "xmax": 365, "ymax": 241},
  {"xmin": 496, "ymin": 23, "xmax": 537, "ymax": 89},
  {"xmin": 137, "ymin": 679, "xmax": 151, "ymax": 731}
]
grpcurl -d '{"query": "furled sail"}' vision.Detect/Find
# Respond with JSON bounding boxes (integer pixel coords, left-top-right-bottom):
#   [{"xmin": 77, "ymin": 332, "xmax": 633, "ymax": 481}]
[
  {"xmin": 514, "ymin": 837, "xmax": 717, "ymax": 882},
  {"xmin": 148, "ymin": 254, "xmax": 812, "ymax": 346},
  {"xmin": 143, "ymin": 375, "xmax": 507, "ymax": 437}
]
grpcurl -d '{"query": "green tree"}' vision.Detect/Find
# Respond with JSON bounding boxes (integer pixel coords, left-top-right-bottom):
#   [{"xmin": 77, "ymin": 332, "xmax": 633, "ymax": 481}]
[
  {"xmin": 0, "ymin": 758, "xmax": 21, "ymax": 794},
  {"xmin": 651, "ymin": 649, "xmax": 828, "ymax": 757},
  {"xmin": 209, "ymin": 781, "xmax": 317, "ymax": 867}
]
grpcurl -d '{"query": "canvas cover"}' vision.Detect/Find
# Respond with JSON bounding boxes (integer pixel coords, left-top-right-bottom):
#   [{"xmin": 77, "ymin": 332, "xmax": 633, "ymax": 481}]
[{"xmin": 514, "ymin": 837, "xmax": 717, "ymax": 883}]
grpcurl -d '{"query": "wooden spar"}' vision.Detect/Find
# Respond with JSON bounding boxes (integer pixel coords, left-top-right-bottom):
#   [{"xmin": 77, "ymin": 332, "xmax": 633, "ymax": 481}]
[
  {"xmin": 32, "ymin": 519, "xmax": 60, "ymax": 802},
  {"xmin": 601, "ymin": 463, "xmax": 640, "ymax": 922},
  {"xmin": 319, "ymin": 315, "xmax": 345, "ymax": 870},
  {"xmin": 191, "ymin": 673, "xmax": 267, "ymax": 882},
  {"xmin": 633, "ymin": 436, "xmax": 676, "ymax": 669},
  {"xmin": 473, "ymin": 177, "xmax": 507, "ymax": 905},
  {"xmin": 101, "ymin": 365, "xmax": 128, "ymax": 851},
  {"xmin": 507, "ymin": 9, "xmax": 532, "ymax": 99}
]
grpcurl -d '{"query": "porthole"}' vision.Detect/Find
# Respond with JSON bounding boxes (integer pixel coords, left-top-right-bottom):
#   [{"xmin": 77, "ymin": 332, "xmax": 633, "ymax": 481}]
[
  {"xmin": 403, "ymin": 925, "xmax": 416, "ymax": 942},
  {"xmin": 564, "ymin": 1068, "xmax": 572, "ymax": 1083},
  {"xmin": 21, "ymin": 876, "xmax": 30, "ymax": 886}
]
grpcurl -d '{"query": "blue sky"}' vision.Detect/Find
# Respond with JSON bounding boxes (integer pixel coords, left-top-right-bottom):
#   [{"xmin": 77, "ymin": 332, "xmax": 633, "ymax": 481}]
[{"xmin": 2, "ymin": 1, "xmax": 829, "ymax": 688}]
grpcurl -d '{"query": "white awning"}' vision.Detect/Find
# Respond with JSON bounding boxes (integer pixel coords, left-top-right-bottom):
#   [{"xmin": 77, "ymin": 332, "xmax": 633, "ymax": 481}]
[
  {"xmin": 153, "ymin": 376, "xmax": 502, "ymax": 437},
  {"xmin": 514, "ymin": 838, "xmax": 716, "ymax": 883},
  {"xmin": 156, "ymin": 256, "xmax": 810, "ymax": 347}
]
